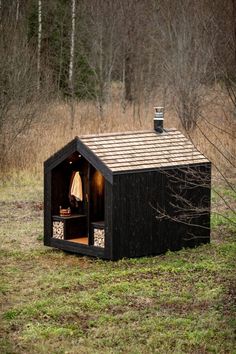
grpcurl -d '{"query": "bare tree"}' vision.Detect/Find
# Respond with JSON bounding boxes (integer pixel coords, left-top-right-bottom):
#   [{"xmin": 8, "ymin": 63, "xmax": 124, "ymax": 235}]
[
  {"xmin": 119, "ymin": 0, "xmax": 159, "ymax": 106},
  {"xmin": 69, "ymin": 0, "xmax": 76, "ymax": 130},
  {"xmin": 69, "ymin": 0, "xmax": 76, "ymax": 90},
  {"xmin": 79, "ymin": 0, "xmax": 121, "ymax": 125},
  {"xmin": 16, "ymin": 0, "xmax": 19, "ymax": 22},
  {"xmin": 0, "ymin": 0, "xmax": 2, "ymax": 29},
  {"xmin": 149, "ymin": 0, "xmax": 235, "ymax": 233},
  {"xmin": 0, "ymin": 7, "xmax": 47, "ymax": 170},
  {"xmin": 232, "ymin": 0, "xmax": 236, "ymax": 65},
  {"xmin": 151, "ymin": 166, "xmax": 212, "ymax": 242},
  {"xmin": 37, "ymin": 0, "xmax": 42, "ymax": 91},
  {"xmin": 153, "ymin": 0, "xmax": 215, "ymax": 131},
  {"xmin": 152, "ymin": 164, "xmax": 236, "ymax": 246}
]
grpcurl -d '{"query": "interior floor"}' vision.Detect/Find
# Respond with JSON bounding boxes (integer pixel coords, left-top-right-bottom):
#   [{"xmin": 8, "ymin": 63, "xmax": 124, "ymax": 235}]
[{"xmin": 68, "ymin": 237, "xmax": 88, "ymax": 245}]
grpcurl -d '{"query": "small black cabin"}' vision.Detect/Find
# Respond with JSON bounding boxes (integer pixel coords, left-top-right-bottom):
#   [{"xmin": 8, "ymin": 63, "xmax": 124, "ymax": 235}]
[{"xmin": 44, "ymin": 120, "xmax": 211, "ymax": 260}]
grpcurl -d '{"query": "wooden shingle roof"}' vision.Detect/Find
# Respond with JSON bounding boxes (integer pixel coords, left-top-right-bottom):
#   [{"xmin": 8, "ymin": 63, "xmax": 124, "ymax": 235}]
[{"xmin": 79, "ymin": 129, "xmax": 209, "ymax": 173}]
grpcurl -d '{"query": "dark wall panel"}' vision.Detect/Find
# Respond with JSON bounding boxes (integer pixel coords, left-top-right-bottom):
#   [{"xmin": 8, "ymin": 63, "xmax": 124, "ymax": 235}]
[
  {"xmin": 104, "ymin": 180, "xmax": 113, "ymax": 259},
  {"xmin": 112, "ymin": 171, "xmax": 164, "ymax": 259},
  {"xmin": 44, "ymin": 170, "xmax": 52, "ymax": 245},
  {"xmin": 112, "ymin": 163, "xmax": 211, "ymax": 259}
]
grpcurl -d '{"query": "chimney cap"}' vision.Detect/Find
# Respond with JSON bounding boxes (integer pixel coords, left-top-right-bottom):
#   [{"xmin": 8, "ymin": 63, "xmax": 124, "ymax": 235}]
[
  {"xmin": 154, "ymin": 106, "xmax": 164, "ymax": 120},
  {"xmin": 154, "ymin": 106, "xmax": 164, "ymax": 132},
  {"xmin": 154, "ymin": 106, "xmax": 164, "ymax": 116}
]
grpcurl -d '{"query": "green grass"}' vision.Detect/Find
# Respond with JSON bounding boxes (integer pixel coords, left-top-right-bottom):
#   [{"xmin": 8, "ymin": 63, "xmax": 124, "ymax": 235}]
[
  {"xmin": 0, "ymin": 174, "xmax": 235, "ymax": 353},
  {"xmin": 211, "ymin": 181, "xmax": 236, "ymax": 234},
  {"xmin": 211, "ymin": 212, "xmax": 236, "ymax": 231}
]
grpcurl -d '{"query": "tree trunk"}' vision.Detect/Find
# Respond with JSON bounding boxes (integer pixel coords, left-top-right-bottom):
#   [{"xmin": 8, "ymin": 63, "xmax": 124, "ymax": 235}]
[
  {"xmin": 124, "ymin": 53, "xmax": 133, "ymax": 102},
  {"xmin": 232, "ymin": 0, "xmax": 236, "ymax": 67},
  {"xmin": 16, "ymin": 0, "xmax": 19, "ymax": 22},
  {"xmin": 124, "ymin": 22, "xmax": 135, "ymax": 103},
  {"xmin": 37, "ymin": 0, "xmax": 42, "ymax": 91},
  {"xmin": 69, "ymin": 0, "xmax": 76, "ymax": 130},
  {"xmin": 57, "ymin": 21, "xmax": 64, "ymax": 93}
]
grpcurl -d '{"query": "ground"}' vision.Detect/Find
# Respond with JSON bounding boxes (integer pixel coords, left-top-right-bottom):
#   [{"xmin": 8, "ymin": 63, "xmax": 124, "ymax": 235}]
[{"xmin": 0, "ymin": 172, "xmax": 235, "ymax": 354}]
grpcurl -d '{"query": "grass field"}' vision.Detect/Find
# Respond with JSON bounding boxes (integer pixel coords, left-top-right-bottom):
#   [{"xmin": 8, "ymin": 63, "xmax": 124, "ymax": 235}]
[{"xmin": 0, "ymin": 173, "xmax": 235, "ymax": 354}]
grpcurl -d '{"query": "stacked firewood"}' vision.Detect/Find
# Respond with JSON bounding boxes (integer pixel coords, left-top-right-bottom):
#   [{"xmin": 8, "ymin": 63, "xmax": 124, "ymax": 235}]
[
  {"xmin": 94, "ymin": 228, "xmax": 105, "ymax": 248},
  {"xmin": 53, "ymin": 221, "xmax": 64, "ymax": 239}
]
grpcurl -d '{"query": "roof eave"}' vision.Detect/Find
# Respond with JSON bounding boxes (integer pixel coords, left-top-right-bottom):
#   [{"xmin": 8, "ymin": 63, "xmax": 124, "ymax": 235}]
[
  {"xmin": 44, "ymin": 138, "xmax": 78, "ymax": 170},
  {"xmin": 76, "ymin": 138, "xmax": 113, "ymax": 184},
  {"xmin": 112, "ymin": 161, "xmax": 211, "ymax": 175},
  {"xmin": 44, "ymin": 137, "xmax": 113, "ymax": 184}
]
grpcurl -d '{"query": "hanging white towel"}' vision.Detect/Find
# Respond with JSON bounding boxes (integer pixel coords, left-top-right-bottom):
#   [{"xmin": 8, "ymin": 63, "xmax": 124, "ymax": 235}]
[{"xmin": 70, "ymin": 172, "xmax": 83, "ymax": 201}]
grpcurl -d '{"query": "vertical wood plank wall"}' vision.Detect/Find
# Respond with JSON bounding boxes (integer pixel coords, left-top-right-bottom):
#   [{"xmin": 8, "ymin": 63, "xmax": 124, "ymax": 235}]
[
  {"xmin": 104, "ymin": 180, "xmax": 113, "ymax": 259},
  {"xmin": 112, "ymin": 163, "xmax": 211, "ymax": 260},
  {"xmin": 44, "ymin": 169, "xmax": 52, "ymax": 245}
]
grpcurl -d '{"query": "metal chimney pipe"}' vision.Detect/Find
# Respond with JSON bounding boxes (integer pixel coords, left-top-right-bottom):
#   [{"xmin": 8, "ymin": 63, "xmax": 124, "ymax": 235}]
[{"xmin": 154, "ymin": 106, "xmax": 164, "ymax": 133}]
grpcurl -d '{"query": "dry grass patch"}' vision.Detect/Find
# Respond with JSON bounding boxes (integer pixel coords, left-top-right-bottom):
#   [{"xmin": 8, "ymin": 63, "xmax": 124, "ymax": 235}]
[{"xmin": 3, "ymin": 86, "xmax": 235, "ymax": 176}]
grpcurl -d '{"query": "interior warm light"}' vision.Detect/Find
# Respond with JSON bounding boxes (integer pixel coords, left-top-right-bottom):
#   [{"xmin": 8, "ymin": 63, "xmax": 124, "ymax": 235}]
[
  {"xmin": 93, "ymin": 170, "xmax": 104, "ymax": 196},
  {"xmin": 69, "ymin": 161, "xmax": 72, "ymax": 164}
]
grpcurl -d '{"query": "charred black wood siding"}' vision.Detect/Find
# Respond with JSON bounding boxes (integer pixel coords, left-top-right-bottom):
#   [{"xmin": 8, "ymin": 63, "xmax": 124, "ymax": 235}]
[
  {"xmin": 44, "ymin": 169, "xmax": 52, "ymax": 245},
  {"xmin": 112, "ymin": 171, "xmax": 163, "ymax": 259},
  {"xmin": 104, "ymin": 180, "xmax": 113, "ymax": 259},
  {"xmin": 161, "ymin": 163, "xmax": 211, "ymax": 249},
  {"xmin": 180, "ymin": 163, "xmax": 211, "ymax": 247},
  {"xmin": 112, "ymin": 163, "xmax": 211, "ymax": 259}
]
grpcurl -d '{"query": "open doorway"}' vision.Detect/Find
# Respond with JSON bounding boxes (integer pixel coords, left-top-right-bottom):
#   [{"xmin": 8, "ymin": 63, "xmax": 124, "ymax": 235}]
[{"xmin": 51, "ymin": 152, "xmax": 105, "ymax": 247}]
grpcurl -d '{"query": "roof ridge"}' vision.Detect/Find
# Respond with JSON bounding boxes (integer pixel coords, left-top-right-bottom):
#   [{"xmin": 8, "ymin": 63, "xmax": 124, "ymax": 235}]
[{"xmin": 78, "ymin": 128, "xmax": 177, "ymax": 139}]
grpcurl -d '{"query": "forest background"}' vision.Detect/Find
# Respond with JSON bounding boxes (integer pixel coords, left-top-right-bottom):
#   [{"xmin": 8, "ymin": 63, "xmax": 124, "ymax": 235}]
[{"xmin": 0, "ymin": 0, "xmax": 235, "ymax": 179}]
